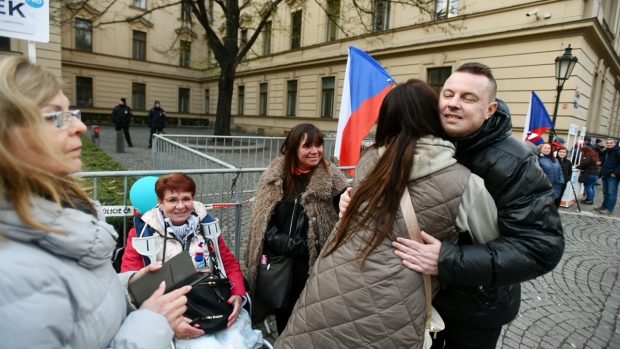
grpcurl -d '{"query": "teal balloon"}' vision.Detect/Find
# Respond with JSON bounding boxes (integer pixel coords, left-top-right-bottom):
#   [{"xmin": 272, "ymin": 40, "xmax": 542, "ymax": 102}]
[{"xmin": 130, "ymin": 176, "xmax": 159, "ymax": 214}]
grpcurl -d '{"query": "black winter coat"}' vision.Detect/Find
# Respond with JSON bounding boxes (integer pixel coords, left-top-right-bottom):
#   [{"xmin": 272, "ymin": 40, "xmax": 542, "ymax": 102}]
[
  {"xmin": 600, "ymin": 146, "xmax": 620, "ymax": 178},
  {"xmin": 112, "ymin": 104, "xmax": 132, "ymax": 127},
  {"xmin": 148, "ymin": 107, "xmax": 166, "ymax": 129},
  {"xmin": 434, "ymin": 103, "xmax": 565, "ymax": 328},
  {"xmin": 558, "ymin": 158, "xmax": 573, "ymax": 184}
]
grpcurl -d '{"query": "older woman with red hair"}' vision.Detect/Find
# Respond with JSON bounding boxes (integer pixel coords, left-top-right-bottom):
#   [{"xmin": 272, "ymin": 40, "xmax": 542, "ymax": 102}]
[{"xmin": 122, "ymin": 173, "xmax": 262, "ymax": 348}]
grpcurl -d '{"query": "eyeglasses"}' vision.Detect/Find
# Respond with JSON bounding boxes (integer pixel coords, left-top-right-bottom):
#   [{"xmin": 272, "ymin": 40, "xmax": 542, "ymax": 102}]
[{"xmin": 42, "ymin": 110, "xmax": 81, "ymax": 129}]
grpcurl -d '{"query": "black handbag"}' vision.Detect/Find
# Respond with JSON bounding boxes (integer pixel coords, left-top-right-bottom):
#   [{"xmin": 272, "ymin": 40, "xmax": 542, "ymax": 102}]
[
  {"xmin": 255, "ymin": 254, "xmax": 293, "ymax": 309},
  {"xmin": 162, "ymin": 220, "xmax": 233, "ymax": 334},
  {"xmin": 578, "ymin": 171, "xmax": 586, "ymax": 183}
]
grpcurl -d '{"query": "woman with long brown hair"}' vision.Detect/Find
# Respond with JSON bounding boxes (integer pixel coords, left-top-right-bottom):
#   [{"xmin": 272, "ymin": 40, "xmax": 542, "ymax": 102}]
[
  {"xmin": 576, "ymin": 145, "xmax": 601, "ymax": 204},
  {"xmin": 246, "ymin": 123, "xmax": 348, "ymax": 334},
  {"xmin": 275, "ymin": 80, "xmax": 497, "ymax": 348}
]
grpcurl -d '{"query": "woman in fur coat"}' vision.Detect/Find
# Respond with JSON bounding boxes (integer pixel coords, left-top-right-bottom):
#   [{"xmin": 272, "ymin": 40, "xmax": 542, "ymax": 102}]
[{"xmin": 246, "ymin": 123, "xmax": 348, "ymax": 334}]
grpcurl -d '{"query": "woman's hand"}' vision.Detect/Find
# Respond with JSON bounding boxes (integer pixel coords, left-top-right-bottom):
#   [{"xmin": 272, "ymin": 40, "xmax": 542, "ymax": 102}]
[
  {"xmin": 140, "ymin": 281, "xmax": 192, "ymax": 330},
  {"xmin": 173, "ymin": 317, "xmax": 205, "ymax": 340},
  {"xmin": 227, "ymin": 295, "xmax": 243, "ymax": 328},
  {"xmin": 339, "ymin": 187, "xmax": 352, "ymax": 218},
  {"xmin": 392, "ymin": 232, "xmax": 441, "ymax": 275}
]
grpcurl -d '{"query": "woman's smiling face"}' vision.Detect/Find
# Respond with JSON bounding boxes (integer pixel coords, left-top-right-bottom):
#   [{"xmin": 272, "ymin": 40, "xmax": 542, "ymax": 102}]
[{"xmin": 159, "ymin": 190, "xmax": 194, "ymax": 225}]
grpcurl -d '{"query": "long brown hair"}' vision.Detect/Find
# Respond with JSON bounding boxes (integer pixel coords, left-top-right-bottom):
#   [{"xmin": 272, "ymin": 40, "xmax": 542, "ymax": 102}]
[
  {"xmin": 580, "ymin": 145, "xmax": 599, "ymax": 162},
  {"xmin": 280, "ymin": 123, "xmax": 327, "ymax": 200},
  {"xmin": 324, "ymin": 79, "xmax": 447, "ymax": 264},
  {"xmin": 0, "ymin": 56, "xmax": 94, "ymax": 232}
]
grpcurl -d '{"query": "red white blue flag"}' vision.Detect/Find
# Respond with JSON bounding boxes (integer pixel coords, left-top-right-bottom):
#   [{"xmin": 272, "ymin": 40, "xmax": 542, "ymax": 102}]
[
  {"xmin": 524, "ymin": 91, "xmax": 553, "ymax": 145},
  {"xmin": 335, "ymin": 46, "xmax": 395, "ymax": 168}
]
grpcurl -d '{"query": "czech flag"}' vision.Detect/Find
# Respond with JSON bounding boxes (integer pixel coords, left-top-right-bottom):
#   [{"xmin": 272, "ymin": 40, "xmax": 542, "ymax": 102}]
[
  {"xmin": 524, "ymin": 91, "xmax": 553, "ymax": 145},
  {"xmin": 335, "ymin": 46, "xmax": 395, "ymax": 168}
]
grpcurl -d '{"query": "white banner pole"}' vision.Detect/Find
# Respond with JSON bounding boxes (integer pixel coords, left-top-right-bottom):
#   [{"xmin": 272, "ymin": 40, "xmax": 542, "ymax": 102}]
[{"xmin": 28, "ymin": 41, "xmax": 36, "ymax": 64}]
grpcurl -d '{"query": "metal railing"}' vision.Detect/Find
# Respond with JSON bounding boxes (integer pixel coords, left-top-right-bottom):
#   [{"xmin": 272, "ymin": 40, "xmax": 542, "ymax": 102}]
[
  {"xmin": 79, "ymin": 134, "xmax": 353, "ymax": 265},
  {"xmin": 78, "ymin": 168, "xmax": 264, "ymax": 265},
  {"xmin": 153, "ymin": 134, "xmax": 340, "ymax": 168}
]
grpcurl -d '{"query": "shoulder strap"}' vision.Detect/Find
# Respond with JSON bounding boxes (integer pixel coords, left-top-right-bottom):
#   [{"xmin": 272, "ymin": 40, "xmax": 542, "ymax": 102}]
[{"xmin": 399, "ymin": 188, "xmax": 433, "ymax": 328}]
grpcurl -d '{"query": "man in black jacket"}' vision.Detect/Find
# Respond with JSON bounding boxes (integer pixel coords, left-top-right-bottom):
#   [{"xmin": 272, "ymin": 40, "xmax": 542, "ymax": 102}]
[
  {"xmin": 112, "ymin": 97, "xmax": 133, "ymax": 147},
  {"xmin": 147, "ymin": 100, "xmax": 166, "ymax": 148},
  {"xmin": 596, "ymin": 138, "xmax": 620, "ymax": 214},
  {"xmin": 392, "ymin": 63, "xmax": 564, "ymax": 348}
]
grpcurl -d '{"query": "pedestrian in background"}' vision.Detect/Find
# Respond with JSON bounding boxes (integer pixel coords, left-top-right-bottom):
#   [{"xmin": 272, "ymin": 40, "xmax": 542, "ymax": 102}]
[
  {"xmin": 596, "ymin": 138, "xmax": 620, "ymax": 214},
  {"xmin": 556, "ymin": 147, "xmax": 573, "ymax": 203},
  {"xmin": 0, "ymin": 56, "xmax": 189, "ymax": 348},
  {"xmin": 576, "ymin": 146, "xmax": 600, "ymax": 205},
  {"xmin": 113, "ymin": 97, "xmax": 134, "ymax": 147},
  {"xmin": 148, "ymin": 100, "xmax": 166, "ymax": 148},
  {"xmin": 538, "ymin": 142, "xmax": 565, "ymax": 207},
  {"xmin": 245, "ymin": 123, "xmax": 348, "ymax": 335}
]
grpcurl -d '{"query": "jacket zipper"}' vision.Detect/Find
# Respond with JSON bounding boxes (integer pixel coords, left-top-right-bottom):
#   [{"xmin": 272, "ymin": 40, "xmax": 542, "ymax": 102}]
[{"xmin": 288, "ymin": 196, "xmax": 299, "ymax": 237}]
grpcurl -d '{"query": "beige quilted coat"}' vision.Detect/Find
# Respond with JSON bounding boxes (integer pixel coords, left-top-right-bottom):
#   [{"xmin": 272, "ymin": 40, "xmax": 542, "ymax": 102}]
[{"xmin": 276, "ymin": 136, "xmax": 492, "ymax": 349}]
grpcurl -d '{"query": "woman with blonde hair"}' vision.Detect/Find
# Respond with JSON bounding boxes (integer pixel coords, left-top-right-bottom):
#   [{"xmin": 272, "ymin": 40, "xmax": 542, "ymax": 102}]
[{"xmin": 0, "ymin": 56, "xmax": 190, "ymax": 348}]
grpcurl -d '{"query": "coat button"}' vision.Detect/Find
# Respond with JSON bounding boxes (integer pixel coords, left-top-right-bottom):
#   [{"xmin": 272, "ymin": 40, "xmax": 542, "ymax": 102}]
[{"xmin": 312, "ymin": 217, "xmax": 317, "ymax": 222}]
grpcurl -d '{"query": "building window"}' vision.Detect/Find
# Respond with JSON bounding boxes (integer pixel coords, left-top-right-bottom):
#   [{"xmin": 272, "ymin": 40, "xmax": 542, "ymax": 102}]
[
  {"xmin": 75, "ymin": 19, "xmax": 92, "ymax": 52},
  {"xmin": 326, "ymin": 0, "xmax": 341, "ymax": 41},
  {"xmin": 179, "ymin": 88, "xmax": 190, "ymax": 113},
  {"xmin": 180, "ymin": 40, "xmax": 191, "ymax": 67},
  {"xmin": 602, "ymin": 0, "xmax": 619, "ymax": 33},
  {"xmin": 321, "ymin": 77, "xmax": 335, "ymax": 118},
  {"xmin": 287, "ymin": 80, "xmax": 298, "ymax": 116},
  {"xmin": 132, "ymin": 0, "xmax": 146, "ymax": 9},
  {"xmin": 240, "ymin": 29, "xmax": 248, "ymax": 49},
  {"xmin": 427, "ymin": 67, "xmax": 452, "ymax": 96},
  {"xmin": 181, "ymin": 1, "xmax": 192, "ymax": 21},
  {"xmin": 259, "ymin": 83, "xmax": 268, "ymax": 116},
  {"xmin": 291, "ymin": 10, "xmax": 302, "ymax": 49},
  {"xmin": 238, "ymin": 85, "xmax": 245, "ymax": 115},
  {"xmin": 262, "ymin": 21, "xmax": 272, "ymax": 55},
  {"xmin": 76, "ymin": 76, "xmax": 93, "ymax": 107},
  {"xmin": 373, "ymin": 0, "xmax": 390, "ymax": 31},
  {"xmin": 0, "ymin": 36, "xmax": 10, "ymax": 51},
  {"xmin": 132, "ymin": 83, "xmax": 146, "ymax": 110},
  {"xmin": 435, "ymin": 0, "xmax": 459, "ymax": 20},
  {"xmin": 132, "ymin": 30, "xmax": 147, "ymax": 60},
  {"xmin": 205, "ymin": 89, "xmax": 210, "ymax": 114}
]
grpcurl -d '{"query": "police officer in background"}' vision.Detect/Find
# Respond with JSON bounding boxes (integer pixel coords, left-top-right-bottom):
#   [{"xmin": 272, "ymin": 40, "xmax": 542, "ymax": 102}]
[
  {"xmin": 112, "ymin": 97, "xmax": 133, "ymax": 147},
  {"xmin": 147, "ymin": 100, "xmax": 166, "ymax": 148}
]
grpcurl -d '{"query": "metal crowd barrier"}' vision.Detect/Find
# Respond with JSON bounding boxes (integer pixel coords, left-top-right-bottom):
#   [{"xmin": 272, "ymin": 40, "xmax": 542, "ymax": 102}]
[{"xmin": 78, "ymin": 134, "xmax": 353, "ymax": 266}]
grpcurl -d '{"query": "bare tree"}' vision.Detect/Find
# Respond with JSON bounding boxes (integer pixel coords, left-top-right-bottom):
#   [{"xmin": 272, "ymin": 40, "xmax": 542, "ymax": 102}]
[
  {"xmin": 185, "ymin": 0, "xmax": 285, "ymax": 135},
  {"xmin": 62, "ymin": 0, "xmax": 455, "ymax": 135}
]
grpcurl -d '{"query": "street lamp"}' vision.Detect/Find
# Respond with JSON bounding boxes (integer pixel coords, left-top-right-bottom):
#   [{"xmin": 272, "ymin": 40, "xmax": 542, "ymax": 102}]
[{"xmin": 549, "ymin": 45, "xmax": 578, "ymax": 144}]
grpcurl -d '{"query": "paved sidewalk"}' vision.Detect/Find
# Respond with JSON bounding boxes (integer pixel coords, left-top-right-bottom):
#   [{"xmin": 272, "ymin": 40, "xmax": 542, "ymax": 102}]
[
  {"xmin": 93, "ymin": 125, "xmax": 620, "ymax": 348},
  {"xmin": 497, "ymin": 212, "xmax": 620, "ymax": 348}
]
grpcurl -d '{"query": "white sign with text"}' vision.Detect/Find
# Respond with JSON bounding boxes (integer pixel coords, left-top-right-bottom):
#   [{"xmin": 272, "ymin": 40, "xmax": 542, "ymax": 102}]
[
  {"xmin": 0, "ymin": 0, "xmax": 49, "ymax": 42},
  {"xmin": 102, "ymin": 206, "xmax": 134, "ymax": 217}
]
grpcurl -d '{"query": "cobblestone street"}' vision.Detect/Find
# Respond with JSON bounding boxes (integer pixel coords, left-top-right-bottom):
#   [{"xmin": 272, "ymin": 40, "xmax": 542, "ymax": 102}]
[
  {"xmin": 96, "ymin": 125, "xmax": 620, "ymax": 348},
  {"xmin": 497, "ymin": 212, "xmax": 620, "ymax": 348}
]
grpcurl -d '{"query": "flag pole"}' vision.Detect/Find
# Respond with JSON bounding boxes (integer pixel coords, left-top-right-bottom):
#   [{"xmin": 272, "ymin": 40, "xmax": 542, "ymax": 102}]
[
  {"xmin": 334, "ymin": 48, "xmax": 352, "ymax": 163},
  {"xmin": 523, "ymin": 92, "xmax": 533, "ymax": 141}
]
